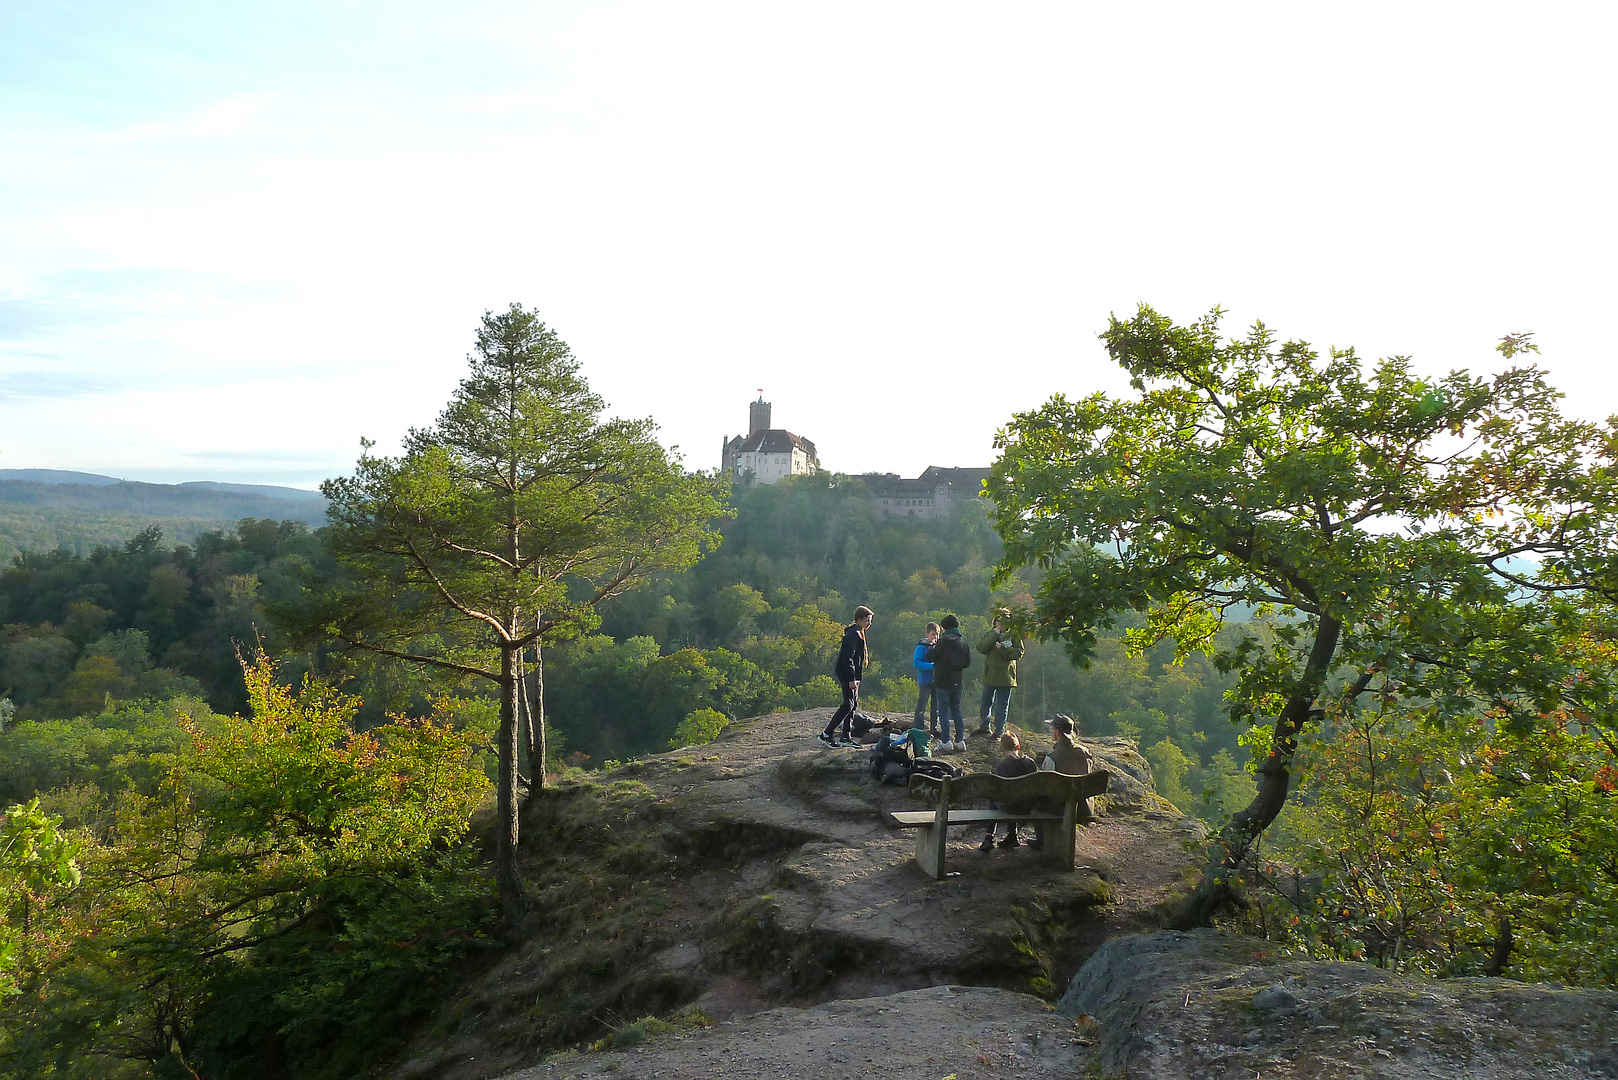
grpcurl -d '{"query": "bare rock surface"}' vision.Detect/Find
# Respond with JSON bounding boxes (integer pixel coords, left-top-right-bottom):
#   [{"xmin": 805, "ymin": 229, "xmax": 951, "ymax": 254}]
[
  {"xmin": 505, "ymin": 985, "xmax": 1092, "ymax": 1080},
  {"xmin": 399, "ymin": 710, "xmax": 1195, "ymax": 1079},
  {"xmin": 1058, "ymin": 929, "xmax": 1618, "ymax": 1079}
]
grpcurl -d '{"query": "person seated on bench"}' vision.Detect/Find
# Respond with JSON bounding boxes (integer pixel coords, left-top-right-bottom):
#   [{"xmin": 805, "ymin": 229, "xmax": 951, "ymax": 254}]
[
  {"xmin": 979, "ymin": 731, "xmax": 1038, "ymax": 851},
  {"xmin": 1043, "ymin": 714, "xmax": 1094, "ymax": 776}
]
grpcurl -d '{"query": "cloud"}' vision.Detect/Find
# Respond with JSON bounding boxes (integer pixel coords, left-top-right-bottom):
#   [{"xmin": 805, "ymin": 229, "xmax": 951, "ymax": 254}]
[
  {"xmin": 0, "ymin": 369, "xmax": 118, "ymax": 399},
  {"xmin": 122, "ymin": 95, "xmax": 272, "ymax": 142}
]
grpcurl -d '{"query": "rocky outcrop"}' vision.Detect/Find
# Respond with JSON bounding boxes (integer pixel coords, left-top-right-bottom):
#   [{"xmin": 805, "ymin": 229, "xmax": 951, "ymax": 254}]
[
  {"xmin": 1058, "ymin": 930, "xmax": 1618, "ymax": 1079},
  {"xmin": 398, "ymin": 711, "xmax": 1196, "ymax": 1079}
]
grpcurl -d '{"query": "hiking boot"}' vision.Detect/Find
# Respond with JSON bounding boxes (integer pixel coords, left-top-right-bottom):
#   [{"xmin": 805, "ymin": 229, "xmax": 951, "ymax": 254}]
[
  {"xmin": 978, "ymin": 835, "xmax": 995, "ymax": 852},
  {"xmin": 998, "ymin": 833, "xmax": 1021, "ymax": 849}
]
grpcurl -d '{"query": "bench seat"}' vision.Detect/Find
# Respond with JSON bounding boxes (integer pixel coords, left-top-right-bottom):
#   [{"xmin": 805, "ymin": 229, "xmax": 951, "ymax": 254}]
[{"xmin": 892, "ymin": 770, "xmax": 1109, "ymax": 880}]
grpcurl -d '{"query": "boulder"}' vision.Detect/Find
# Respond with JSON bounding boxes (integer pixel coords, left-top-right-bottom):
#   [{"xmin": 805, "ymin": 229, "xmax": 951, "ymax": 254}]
[{"xmin": 1057, "ymin": 930, "xmax": 1618, "ymax": 1079}]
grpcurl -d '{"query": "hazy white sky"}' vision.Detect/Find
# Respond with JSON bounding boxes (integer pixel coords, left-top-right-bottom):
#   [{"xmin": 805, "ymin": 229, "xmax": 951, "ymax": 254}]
[{"xmin": 2, "ymin": 2, "xmax": 1614, "ymax": 488}]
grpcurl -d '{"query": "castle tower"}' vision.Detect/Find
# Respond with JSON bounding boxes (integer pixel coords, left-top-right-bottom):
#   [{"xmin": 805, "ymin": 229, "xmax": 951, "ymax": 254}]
[
  {"xmin": 748, "ymin": 395, "xmax": 772, "ymax": 437},
  {"xmin": 723, "ymin": 394, "xmax": 818, "ymax": 484}
]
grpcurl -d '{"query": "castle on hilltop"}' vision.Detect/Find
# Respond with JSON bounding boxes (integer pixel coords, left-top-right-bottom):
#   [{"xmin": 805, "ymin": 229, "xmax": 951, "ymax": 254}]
[
  {"xmin": 720, "ymin": 397, "xmax": 989, "ymax": 514},
  {"xmin": 721, "ymin": 396, "xmax": 820, "ymax": 484},
  {"xmin": 858, "ymin": 466, "xmax": 993, "ymax": 519}
]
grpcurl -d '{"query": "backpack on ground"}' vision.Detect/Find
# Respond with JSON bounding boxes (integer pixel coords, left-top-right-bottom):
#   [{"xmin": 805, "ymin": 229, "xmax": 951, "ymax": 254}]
[
  {"xmin": 869, "ymin": 733, "xmax": 916, "ymax": 784},
  {"xmin": 849, "ymin": 711, "xmax": 883, "ymax": 737},
  {"xmin": 909, "ymin": 758, "xmax": 965, "ymax": 783}
]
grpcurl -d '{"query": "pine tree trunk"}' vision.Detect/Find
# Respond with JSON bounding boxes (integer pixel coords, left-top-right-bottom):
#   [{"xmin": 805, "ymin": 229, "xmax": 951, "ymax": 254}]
[
  {"xmin": 533, "ymin": 638, "xmax": 547, "ymax": 788},
  {"xmin": 1176, "ymin": 615, "xmax": 1343, "ymax": 927},
  {"xmin": 496, "ymin": 644, "xmax": 524, "ymax": 921}
]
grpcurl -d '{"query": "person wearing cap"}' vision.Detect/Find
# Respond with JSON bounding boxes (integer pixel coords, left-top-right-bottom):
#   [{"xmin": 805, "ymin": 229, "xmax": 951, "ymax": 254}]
[
  {"xmin": 1043, "ymin": 714, "xmax": 1094, "ymax": 776},
  {"xmin": 975, "ymin": 608, "xmax": 1024, "ymax": 739},
  {"xmin": 925, "ymin": 613, "xmax": 972, "ymax": 751}
]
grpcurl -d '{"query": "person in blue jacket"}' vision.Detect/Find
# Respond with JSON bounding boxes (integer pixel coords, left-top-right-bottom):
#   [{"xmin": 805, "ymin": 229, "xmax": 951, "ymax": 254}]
[
  {"xmin": 819, "ymin": 606, "xmax": 874, "ymax": 747},
  {"xmin": 913, "ymin": 621, "xmax": 940, "ymax": 738}
]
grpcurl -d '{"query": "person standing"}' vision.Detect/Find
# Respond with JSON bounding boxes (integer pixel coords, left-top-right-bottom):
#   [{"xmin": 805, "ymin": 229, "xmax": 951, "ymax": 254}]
[
  {"xmin": 819, "ymin": 606, "xmax": 874, "ymax": 747},
  {"xmin": 976, "ymin": 608, "xmax": 1025, "ymax": 738},
  {"xmin": 913, "ymin": 621, "xmax": 940, "ymax": 737},
  {"xmin": 926, "ymin": 613, "xmax": 972, "ymax": 751}
]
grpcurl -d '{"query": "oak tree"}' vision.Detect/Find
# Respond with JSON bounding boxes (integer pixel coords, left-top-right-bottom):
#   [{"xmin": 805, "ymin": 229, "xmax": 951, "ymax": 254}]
[{"xmin": 989, "ymin": 306, "xmax": 1618, "ymax": 924}]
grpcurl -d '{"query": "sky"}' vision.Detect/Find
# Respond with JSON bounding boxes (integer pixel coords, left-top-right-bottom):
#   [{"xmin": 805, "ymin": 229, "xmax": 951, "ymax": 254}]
[{"xmin": 1, "ymin": 2, "xmax": 1614, "ymax": 489}]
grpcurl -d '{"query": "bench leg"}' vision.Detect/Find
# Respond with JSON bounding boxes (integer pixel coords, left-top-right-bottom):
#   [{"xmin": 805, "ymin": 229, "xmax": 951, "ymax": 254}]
[
  {"xmin": 914, "ymin": 780, "xmax": 951, "ymax": 880},
  {"xmin": 914, "ymin": 824, "xmax": 945, "ymax": 880},
  {"xmin": 1044, "ymin": 802, "xmax": 1078, "ymax": 870}
]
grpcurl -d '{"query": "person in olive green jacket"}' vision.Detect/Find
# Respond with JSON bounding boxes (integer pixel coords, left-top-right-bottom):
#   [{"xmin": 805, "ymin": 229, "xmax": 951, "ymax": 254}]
[{"xmin": 975, "ymin": 608, "xmax": 1025, "ymax": 738}]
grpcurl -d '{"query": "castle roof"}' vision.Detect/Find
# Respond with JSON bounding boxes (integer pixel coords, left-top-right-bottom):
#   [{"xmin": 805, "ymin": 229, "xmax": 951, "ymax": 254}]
[
  {"xmin": 916, "ymin": 466, "xmax": 992, "ymax": 490},
  {"xmin": 729, "ymin": 429, "xmax": 818, "ymax": 458}
]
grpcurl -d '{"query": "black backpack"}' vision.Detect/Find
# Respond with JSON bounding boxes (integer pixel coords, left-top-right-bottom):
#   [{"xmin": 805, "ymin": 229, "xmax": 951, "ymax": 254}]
[
  {"xmin": 910, "ymin": 758, "xmax": 965, "ymax": 783},
  {"xmin": 869, "ymin": 735, "xmax": 916, "ymax": 784}
]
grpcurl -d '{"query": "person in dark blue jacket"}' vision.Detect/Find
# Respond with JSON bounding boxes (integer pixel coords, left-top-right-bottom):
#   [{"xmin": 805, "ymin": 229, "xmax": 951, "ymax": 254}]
[
  {"xmin": 819, "ymin": 606, "xmax": 874, "ymax": 747},
  {"xmin": 913, "ymin": 621, "xmax": 940, "ymax": 737}
]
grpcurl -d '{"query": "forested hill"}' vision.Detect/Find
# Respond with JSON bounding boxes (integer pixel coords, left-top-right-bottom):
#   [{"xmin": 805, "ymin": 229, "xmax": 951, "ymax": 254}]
[{"xmin": 0, "ymin": 472, "xmax": 327, "ymax": 564}]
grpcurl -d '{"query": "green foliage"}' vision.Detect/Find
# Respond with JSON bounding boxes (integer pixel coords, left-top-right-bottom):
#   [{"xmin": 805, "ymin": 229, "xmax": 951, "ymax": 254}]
[
  {"xmin": 0, "ymin": 696, "xmax": 203, "ymax": 807},
  {"xmin": 1, "ymin": 520, "xmax": 321, "ymax": 716},
  {"xmin": 668, "ymin": 708, "xmax": 727, "ymax": 750},
  {"xmin": 988, "ymin": 304, "xmax": 1618, "ymax": 906},
  {"xmin": 0, "ymin": 506, "xmax": 242, "ymax": 570},
  {"xmin": 0, "ymin": 658, "xmax": 495, "ymax": 1079},
  {"xmin": 0, "ymin": 798, "xmax": 80, "ymax": 996},
  {"xmin": 310, "ymin": 305, "xmax": 728, "ymax": 667},
  {"xmin": 546, "ymin": 473, "xmax": 1248, "ymax": 767},
  {"xmin": 1246, "ymin": 685, "xmax": 1618, "ymax": 985}
]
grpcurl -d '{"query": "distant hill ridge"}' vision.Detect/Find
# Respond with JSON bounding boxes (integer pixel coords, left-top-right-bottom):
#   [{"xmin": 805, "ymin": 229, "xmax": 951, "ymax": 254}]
[
  {"xmin": 0, "ymin": 478, "xmax": 326, "ymax": 525},
  {"xmin": 0, "ymin": 472, "xmax": 329, "ymax": 563},
  {"xmin": 0, "ymin": 469, "xmax": 323, "ymax": 503}
]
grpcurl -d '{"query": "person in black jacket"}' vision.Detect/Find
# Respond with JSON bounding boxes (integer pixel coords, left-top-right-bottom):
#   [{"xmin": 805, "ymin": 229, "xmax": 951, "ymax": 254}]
[
  {"xmin": 926, "ymin": 613, "xmax": 972, "ymax": 751},
  {"xmin": 819, "ymin": 606, "xmax": 874, "ymax": 747}
]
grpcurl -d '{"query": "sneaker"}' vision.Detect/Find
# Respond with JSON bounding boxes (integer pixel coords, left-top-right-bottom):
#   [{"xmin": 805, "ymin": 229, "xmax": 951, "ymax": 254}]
[
  {"xmin": 949, "ymin": 741, "xmax": 963, "ymax": 753},
  {"xmin": 816, "ymin": 732, "xmax": 837, "ymax": 748},
  {"xmin": 975, "ymin": 726, "xmax": 992, "ymax": 736},
  {"xmin": 998, "ymin": 833, "xmax": 1021, "ymax": 849},
  {"xmin": 978, "ymin": 835, "xmax": 995, "ymax": 852}
]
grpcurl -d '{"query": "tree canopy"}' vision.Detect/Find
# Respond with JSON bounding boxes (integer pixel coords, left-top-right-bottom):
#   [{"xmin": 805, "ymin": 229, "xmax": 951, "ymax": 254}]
[
  {"xmin": 989, "ymin": 305, "xmax": 1618, "ymax": 922},
  {"xmin": 309, "ymin": 304, "xmax": 727, "ymax": 916}
]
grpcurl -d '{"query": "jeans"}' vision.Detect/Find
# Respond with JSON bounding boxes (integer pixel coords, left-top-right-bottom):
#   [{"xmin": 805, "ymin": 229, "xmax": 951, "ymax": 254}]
[
  {"xmin": 935, "ymin": 684, "xmax": 965, "ymax": 742},
  {"xmin": 978, "ymin": 685, "xmax": 1011, "ymax": 735},
  {"xmin": 823, "ymin": 680, "xmax": 859, "ymax": 739},
  {"xmin": 914, "ymin": 682, "xmax": 938, "ymax": 730}
]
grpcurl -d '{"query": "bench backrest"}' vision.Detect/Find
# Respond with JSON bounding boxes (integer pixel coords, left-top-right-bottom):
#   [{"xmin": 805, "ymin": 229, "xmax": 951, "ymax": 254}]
[{"xmin": 907, "ymin": 769, "xmax": 1109, "ymax": 806}]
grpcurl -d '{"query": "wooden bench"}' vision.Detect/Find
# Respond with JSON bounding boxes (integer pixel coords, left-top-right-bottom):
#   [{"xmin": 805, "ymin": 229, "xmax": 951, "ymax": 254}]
[{"xmin": 888, "ymin": 770, "xmax": 1110, "ymax": 880}]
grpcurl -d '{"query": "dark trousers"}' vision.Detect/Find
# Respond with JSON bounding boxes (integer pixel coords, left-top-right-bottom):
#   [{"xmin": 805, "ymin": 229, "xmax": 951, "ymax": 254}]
[
  {"xmin": 914, "ymin": 683, "xmax": 938, "ymax": 730},
  {"xmin": 936, "ymin": 684, "xmax": 965, "ymax": 741},
  {"xmin": 984, "ymin": 804, "xmax": 1039, "ymax": 844},
  {"xmin": 978, "ymin": 685, "xmax": 1011, "ymax": 734},
  {"xmin": 823, "ymin": 680, "xmax": 860, "ymax": 739}
]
